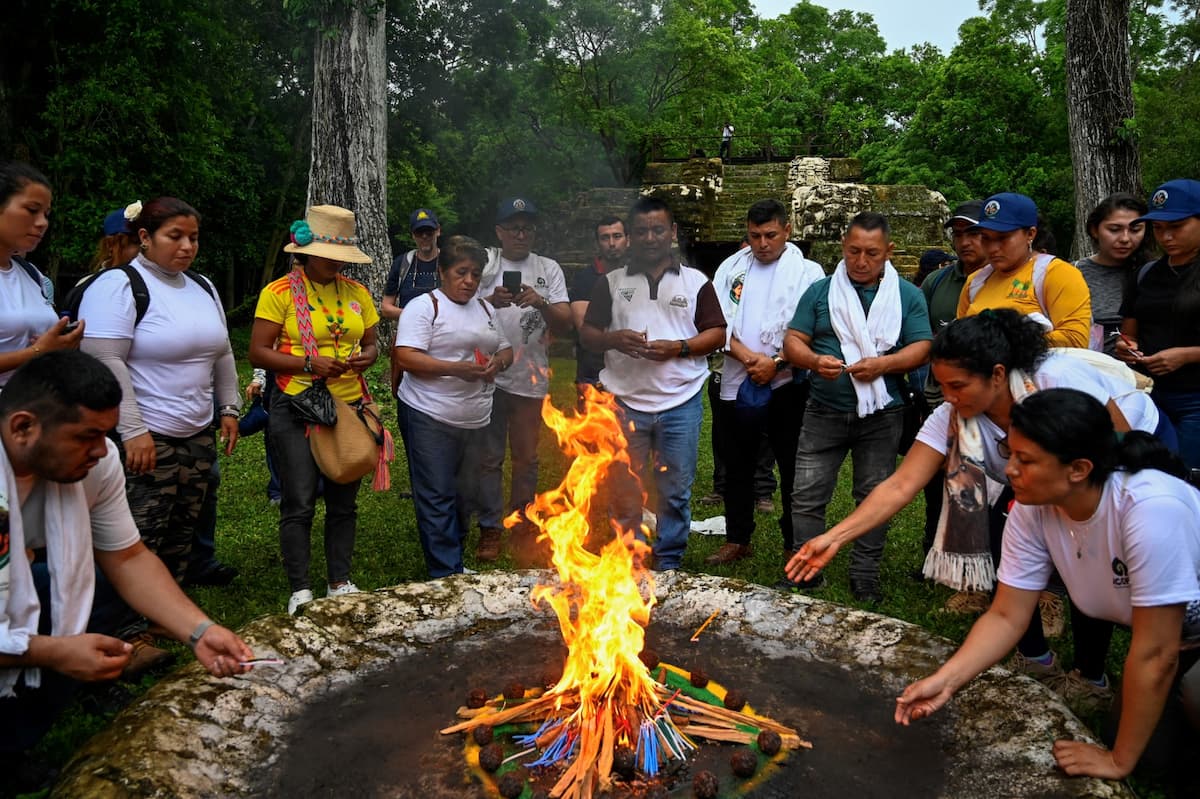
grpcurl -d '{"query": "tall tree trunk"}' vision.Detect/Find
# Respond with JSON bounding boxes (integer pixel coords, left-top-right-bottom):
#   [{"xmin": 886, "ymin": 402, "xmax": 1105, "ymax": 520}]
[
  {"xmin": 1065, "ymin": 0, "xmax": 1141, "ymax": 260},
  {"xmin": 308, "ymin": 4, "xmax": 390, "ymax": 301}
]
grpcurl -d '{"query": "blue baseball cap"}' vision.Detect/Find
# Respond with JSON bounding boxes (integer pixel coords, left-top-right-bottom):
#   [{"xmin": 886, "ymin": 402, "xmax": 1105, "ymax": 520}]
[
  {"xmin": 496, "ymin": 196, "xmax": 538, "ymax": 223},
  {"xmin": 102, "ymin": 208, "xmax": 133, "ymax": 237},
  {"xmin": 1137, "ymin": 179, "xmax": 1200, "ymax": 222},
  {"xmin": 971, "ymin": 193, "xmax": 1038, "ymax": 232},
  {"xmin": 409, "ymin": 208, "xmax": 439, "ymax": 231}
]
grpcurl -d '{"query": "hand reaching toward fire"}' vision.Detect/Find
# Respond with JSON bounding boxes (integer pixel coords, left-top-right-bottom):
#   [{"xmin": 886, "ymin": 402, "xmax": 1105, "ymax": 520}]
[
  {"xmin": 784, "ymin": 533, "xmax": 841, "ymax": 582},
  {"xmin": 894, "ymin": 673, "xmax": 955, "ymax": 725}
]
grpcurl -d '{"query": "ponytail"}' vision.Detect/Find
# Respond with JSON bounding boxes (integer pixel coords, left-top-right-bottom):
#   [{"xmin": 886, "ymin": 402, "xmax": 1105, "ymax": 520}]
[{"xmin": 931, "ymin": 308, "xmax": 1048, "ymax": 378}]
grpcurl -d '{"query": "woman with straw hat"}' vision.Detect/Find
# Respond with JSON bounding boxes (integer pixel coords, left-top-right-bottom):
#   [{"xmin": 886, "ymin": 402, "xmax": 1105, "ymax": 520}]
[{"xmin": 248, "ymin": 204, "xmax": 380, "ymax": 615}]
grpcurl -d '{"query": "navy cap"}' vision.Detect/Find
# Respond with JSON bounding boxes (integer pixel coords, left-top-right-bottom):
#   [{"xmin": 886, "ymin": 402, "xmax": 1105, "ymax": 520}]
[
  {"xmin": 1137, "ymin": 179, "xmax": 1200, "ymax": 223},
  {"xmin": 944, "ymin": 199, "xmax": 984, "ymax": 228},
  {"xmin": 972, "ymin": 193, "xmax": 1038, "ymax": 232},
  {"xmin": 919, "ymin": 249, "xmax": 954, "ymax": 271},
  {"xmin": 496, "ymin": 196, "xmax": 538, "ymax": 223},
  {"xmin": 102, "ymin": 208, "xmax": 132, "ymax": 237},
  {"xmin": 409, "ymin": 208, "xmax": 439, "ymax": 231}
]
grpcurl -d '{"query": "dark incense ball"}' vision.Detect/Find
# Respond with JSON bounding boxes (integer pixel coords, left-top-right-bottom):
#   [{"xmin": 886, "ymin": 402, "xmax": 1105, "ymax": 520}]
[
  {"xmin": 689, "ymin": 667, "xmax": 709, "ymax": 689},
  {"xmin": 613, "ymin": 745, "xmax": 637, "ymax": 779},
  {"xmin": 757, "ymin": 729, "xmax": 782, "ymax": 756},
  {"xmin": 497, "ymin": 771, "xmax": 525, "ymax": 799},
  {"xmin": 723, "ymin": 689, "xmax": 747, "ymax": 711},
  {"xmin": 471, "ymin": 724, "xmax": 494, "ymax": 746},
  {"xmin": 693, "ymin": 769, "xmax": 720, "ymax": 799},
  {"xmin": 730, "ymin": 748, "xmax": 758, "ymax": 778},
  {"xmin": 503, "ymin": 681, "xmax": 525, "ymax": 701},
  {"xmin": 541, "ymin": 666, "xmax": 561, "ymax": 690},
  {"xmin": 478, "ymin": 742, "xmax": 504, "ymax": 773},
  {"xmin": 466, "ymin": 688, "xmax": 488, "ymax": 709},
  {"xmin": 638, "ymin": 648, "xmax": 660, "ymax": 670}
]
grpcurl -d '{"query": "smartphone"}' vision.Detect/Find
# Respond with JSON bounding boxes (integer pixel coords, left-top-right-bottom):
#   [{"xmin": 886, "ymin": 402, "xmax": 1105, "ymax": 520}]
[
  {"xmin": 63, "ymin": 321, "xmax": 81, "ymax": 333},
  {"xmin": 502, "ymin": 270, "xmax": 522, "ymax": 295}
]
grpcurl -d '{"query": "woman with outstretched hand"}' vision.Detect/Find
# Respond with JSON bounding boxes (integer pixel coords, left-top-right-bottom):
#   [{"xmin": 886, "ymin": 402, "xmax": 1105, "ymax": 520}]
[{"xmin": 894, "ymin": 388, "xmax": 1199, "ymax": 781}]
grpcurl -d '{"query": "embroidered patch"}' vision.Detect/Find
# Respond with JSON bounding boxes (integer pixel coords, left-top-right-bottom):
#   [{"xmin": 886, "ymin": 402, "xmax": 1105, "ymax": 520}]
[
  {"xmin": 1151, "ymin": 189, "xmax": 1168, "ymax": 209},
  {"xmin": 669, "ymin": 294, "xmax": 689, "ymax": 308},
  {"xmin": 729, "ymin": 274, "xmax": 744, "ymax": 305},
  {"xmin": 984, "ymin": 199, "xmax": 1000, "ymax": 218},
  {"xmin": 618, "ymin": 287, "xmax": 636, "ymax": 302},
  {"xmin": 1005, "ymin": 278, "xmax": 1031, "ymax": 300},
  {"xmin": 536, "ymin": 276, "xmax": 547, "ymax": 287},
  {"xmin": 512, "ymin": 199, "xmax": 527, "ymax": 211},
  {"xmin": 1111, "ymin": 558, "xmax": 1130, "ymax": 588},
  {"xmin": 349, "ymin": 301, "xmax": 363, "ymax": 314}
]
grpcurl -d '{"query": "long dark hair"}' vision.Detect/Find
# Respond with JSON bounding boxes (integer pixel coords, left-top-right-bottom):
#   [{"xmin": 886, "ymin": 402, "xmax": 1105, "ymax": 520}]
[
  {"xmin": 931, "ymin": 309, "xmax": 1048, "ymax": 378},
  {"xmin": 1085, "ymin": 192, "xmax": 1152, "ymax": 268},
  {"xmin": 0, "ymin": 161, "xmax": 50, "ymax": 208},
  {"xmin": 1010, "ymin": 389, "xmax": 1185, "ymax": 486}
]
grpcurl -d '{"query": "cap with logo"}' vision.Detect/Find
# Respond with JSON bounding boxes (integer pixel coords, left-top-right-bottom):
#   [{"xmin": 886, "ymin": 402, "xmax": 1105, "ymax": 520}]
[
  {"xmin": 1136, "ymin": 179, "xmax": 1200, "ymax": 223},
  {"xmin": 943, "ymin": 199, "xmax": 984, "ymax": 228},
  {"xmin": 409, "ymin": 208, "xmax": 440, "ymax": 231},
  {"xmin": 496, "ymin": 197, "xmax": 539, "ymax": 224},
  {"xmin": 970, "ymin": 192, "xmax": 1038, "ymax": 232}
]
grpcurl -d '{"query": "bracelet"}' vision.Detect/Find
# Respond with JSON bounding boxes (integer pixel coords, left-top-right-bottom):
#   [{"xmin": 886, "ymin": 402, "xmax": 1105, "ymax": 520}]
[
  {"xmin": 218, "ymin": 405, "xmax": 240, "ymax": 418},
  {"xmin": 303, "ymin": 354, "xmax": 314, "ymax": 374},
  {"xmin": 189, "ymin": 619, "xmax": 216, "ymax": 649}
]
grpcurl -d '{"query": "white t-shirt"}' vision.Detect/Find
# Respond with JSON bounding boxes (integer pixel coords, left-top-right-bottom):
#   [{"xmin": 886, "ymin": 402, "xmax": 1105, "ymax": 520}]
[
  {"xmin": 719, "ymin": 260, "xmax": 794, "ymax": 401},
  {"xmin": 0, "ymin": 262, "xmax": 59, "ymax": 387},
  {"xmin": 78, "ymin": 257, "xmax": 230, "ymax": 437},
  {"xmin": 19, "ymin": 440, "xmax": 141, "ymax": 552},
  {"xmin": 999, "ymin": 470, "xmax": 1200, "ymax": 642},
  {"xmin": 916, "ymin": 352, "xmax": 1160, "ymax": 483},
  {"xmin": 395, "ymin": 290, "xmax": 511, "ymax": 429},
  {"xmin": 476, "ymin": 253, "xmax": 569, "ymax": 398}
]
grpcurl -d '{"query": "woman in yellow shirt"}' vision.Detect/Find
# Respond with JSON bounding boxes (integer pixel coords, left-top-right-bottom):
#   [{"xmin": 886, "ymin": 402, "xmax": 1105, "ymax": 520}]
[{"xmin": 956, "ymin": 192, "xmax": 1091, "ymax": 348}]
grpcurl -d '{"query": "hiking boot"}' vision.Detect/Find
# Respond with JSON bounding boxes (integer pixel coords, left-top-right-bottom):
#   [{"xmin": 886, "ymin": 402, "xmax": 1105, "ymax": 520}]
[
  {"xmin": 1007, "ymin": 649, "xmax": 1064, "ymax": 680},
  {"xmin": 1039, "ymin": 591, "xmax": 1066, "ymax": 638},
  {"xmin": 851, "ymin": 578, "xmax": 884, "ymax": 604},
  {"xmin": 944, "ymin": 591, "xmax": 991, "ymax": 614},
  {"xmin": 1044, "ymin": 669, "xmax": 1113, "ymax": 716},
  {"xmin": 121, "ymin": 632, "xmax": 174, "ymax": 680},
  {"xmin": 697, "ymin": 492, "xmax": 723, "ymax": 505},
  {"xmin": 510, "ymin": 523, "xmax": 550, "ymax": 569},
  {"xmin": 475, "ymin": 526, "xmax": 503, "ymax": 562},
  {"xmin": 755, "ymin": 497, "xmax": 775, "ymax": 513},
  {"xmin": 704, "ymin": 543, "xmax": 752, "ymax": 565}
]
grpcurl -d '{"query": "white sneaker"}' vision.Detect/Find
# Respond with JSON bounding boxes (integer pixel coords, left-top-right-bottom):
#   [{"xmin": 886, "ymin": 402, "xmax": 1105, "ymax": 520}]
[
  {"xmin": 287, "ymin": 589, "xmax": 314, "ymax": 615},
  {"xmin": 326, "ymin": 581, "xmax": 360, "ymax": 598}
]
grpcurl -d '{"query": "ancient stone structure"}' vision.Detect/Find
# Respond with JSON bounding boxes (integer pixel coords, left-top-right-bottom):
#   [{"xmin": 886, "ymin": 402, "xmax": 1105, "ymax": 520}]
[{"xmin": 53, "ymin": 572, "xmax": 1132, "ymax": 798}]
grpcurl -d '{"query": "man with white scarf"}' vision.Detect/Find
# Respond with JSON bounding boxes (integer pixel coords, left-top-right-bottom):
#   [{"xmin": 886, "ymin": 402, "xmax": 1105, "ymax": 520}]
[
  {"xmin": 706, "ymin": 200, "xmax": 825, "ymax": 566},
  {"xmin": 782, "ymin": 212, "xmax": 932, "ymax": 602},
  {"xmin": 0, "ymin": 351, "xmax": 253, "ymax": 755}
]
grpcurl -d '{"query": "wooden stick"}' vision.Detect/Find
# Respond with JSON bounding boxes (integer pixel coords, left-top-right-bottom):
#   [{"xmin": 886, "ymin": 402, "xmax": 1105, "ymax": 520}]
[
  {"xmin": 440, "ymin": 693, "xmax": 559, "ymax": 734},
  {"xmin": 690, "ymin": 609, "xmax": 721, "ymax": 641}
]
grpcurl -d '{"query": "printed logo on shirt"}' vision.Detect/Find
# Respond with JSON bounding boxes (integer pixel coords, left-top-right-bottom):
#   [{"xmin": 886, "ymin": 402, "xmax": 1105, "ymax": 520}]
[
  {"xmin": 729, "ymin": 273, "xmax": 745, "ymax": 305},
  {"xmin": 1111, "ymin": 557, "xmax": 1130, "ymax": 588},
  {"xmin": 349, "ymin": 301, "xmax": 363, "ymax": 315},
  {"xmin": 1006, "ymin": 278, "xmax": 1032, "ymax": 301},
  {"xmin": 618, "ymin": 287, "xmax": 636, "ymax": 302},
  {"xmin": 669, "ymin": 294, "xmax": 690, "ymax": 309},
  {"xmin": 536, "ymin": 276, "xmax": 547, "ymax": 287}
]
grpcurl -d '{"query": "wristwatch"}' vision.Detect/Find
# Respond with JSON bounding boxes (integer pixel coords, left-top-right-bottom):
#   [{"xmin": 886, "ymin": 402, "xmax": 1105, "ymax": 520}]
[
  {"xmin": 677, "ymin": 339, "xmax": 691, "ymax": 358},
  {"xmin": 772, "ymin": 354, "xmax": 787, "ymax": 371}
]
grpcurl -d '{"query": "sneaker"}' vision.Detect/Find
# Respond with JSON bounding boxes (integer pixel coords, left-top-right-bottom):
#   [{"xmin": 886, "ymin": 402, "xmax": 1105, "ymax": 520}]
[
  {"xmin": 850, "ymin": 578, "xmax": 883, "ymax": 604},
  {"xmin": 287, "ymin": 589, "xmax": 314, "ymax": 615},
  {"xmin": 1039, "ymin": 591, "xmax": 1066, "ymax": 638},
  {"xmin": 755, "ymin": 497, "xmax": 775, "ymax": 513},
  {"xmin": 121, "ymin": 632, "xmax": 174, "ymax": 679},
  {"xmin": 327, "ymin": 581, "xmax": 360, "ymax": 598},
  {"xmin": 775, "ymin": 574, "xmax": 825, "ymax": 592},
  {"xmin": 1007, "ymin": 649, "xmax": 1064, "ymax": 680},
  {"xmin": 1043, "ymin": 669, "xmax": 1113, "ymax": 715},
  {"xmin": 944, "ymin": 591, "xmax": 991, "ymax": 614},
  {"xmin": 476, "ymin": 526, "xmax": 503, "ymax": 562}
]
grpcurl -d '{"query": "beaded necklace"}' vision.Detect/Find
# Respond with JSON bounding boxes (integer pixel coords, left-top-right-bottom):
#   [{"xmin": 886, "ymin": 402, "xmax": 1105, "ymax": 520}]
[{"xmin": 306, "ymin": 274, "xmax": 346, "ymax": 353}]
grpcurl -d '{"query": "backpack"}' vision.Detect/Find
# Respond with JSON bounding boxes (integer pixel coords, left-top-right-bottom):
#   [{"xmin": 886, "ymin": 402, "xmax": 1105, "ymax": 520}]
[
  {"xmin": 63, "ymin": 263, "xmax": 215, "ymax": 325},
  {"xmin": 12, "ymin": 256, "xmax": 54, "ymax": 305}
]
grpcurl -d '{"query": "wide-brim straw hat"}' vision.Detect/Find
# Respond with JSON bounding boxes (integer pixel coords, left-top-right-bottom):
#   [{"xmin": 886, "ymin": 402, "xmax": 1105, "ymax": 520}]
[{"xmin": 284, "ymin": 204, "xmax": 372, "ymax": 263}]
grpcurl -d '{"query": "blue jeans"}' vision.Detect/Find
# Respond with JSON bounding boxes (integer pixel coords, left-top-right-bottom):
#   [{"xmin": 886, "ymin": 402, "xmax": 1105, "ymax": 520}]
[
  {"xmin": 790, "ymin": 401, "xmax": 905, "ymax": 583},
  {"xmin": 613, "ymin": 389, "xmax": 703, "ymax": 570},
  {"xmin": 1153, "ymin": 389, "xmax": 1200, "ymax": 470},
  {"xmin": 471, "ymin": 388, "xmax": 542, "ymax": 528},
  {"xmin": 397, "ymin": 400, "xmax": 473, "ymax": 577}
]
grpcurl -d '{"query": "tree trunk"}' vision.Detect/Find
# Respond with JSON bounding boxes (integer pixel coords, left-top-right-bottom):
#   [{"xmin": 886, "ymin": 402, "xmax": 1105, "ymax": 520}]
[
  {"xmin": 1065, "ymin": 0, "xmax": 1141, "ymax": 260},
  {"xmin": 307, "ymin": 4, "xmax": 391, "ymax": 301}
]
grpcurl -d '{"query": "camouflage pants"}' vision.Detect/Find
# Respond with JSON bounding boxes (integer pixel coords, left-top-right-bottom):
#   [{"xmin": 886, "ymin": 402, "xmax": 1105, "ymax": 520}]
[{"xmin": 122, "ymin": 431, "xmax": 217, "ymax": 582}]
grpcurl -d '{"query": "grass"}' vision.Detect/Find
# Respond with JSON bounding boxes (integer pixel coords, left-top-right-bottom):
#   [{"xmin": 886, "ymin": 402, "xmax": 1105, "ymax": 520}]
[{"xmin": 20, "ymin": 348, "xmax": 1166, "ymax": 798}]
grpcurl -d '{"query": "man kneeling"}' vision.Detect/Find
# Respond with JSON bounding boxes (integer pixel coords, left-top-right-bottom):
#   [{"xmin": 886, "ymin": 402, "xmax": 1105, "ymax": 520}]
[{"xmin": 0, "ymin": 351, "xmax": 254, "ymax": 753}]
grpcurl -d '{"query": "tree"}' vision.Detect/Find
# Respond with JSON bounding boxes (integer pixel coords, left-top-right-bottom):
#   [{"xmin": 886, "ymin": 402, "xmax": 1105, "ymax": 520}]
[{"xmin": 1064, "ymin": 0, "xmax": 1141, "ymax": 258}]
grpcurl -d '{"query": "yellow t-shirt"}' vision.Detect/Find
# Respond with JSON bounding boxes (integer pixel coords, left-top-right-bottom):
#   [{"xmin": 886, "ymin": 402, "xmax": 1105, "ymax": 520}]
[
  {"xmin": 956, "ymin": 256, "xmax": 1091, "ymax": 348},
  {"xmin": 255, "ymin": 271, "xmax": 381, "ymax": 402}
]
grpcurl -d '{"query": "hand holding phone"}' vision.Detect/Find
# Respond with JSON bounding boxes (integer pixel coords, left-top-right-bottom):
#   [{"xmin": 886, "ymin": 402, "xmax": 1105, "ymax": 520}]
[{"xmin": 502, "ymin": 270, "xmax": 522, "ymax": 295}]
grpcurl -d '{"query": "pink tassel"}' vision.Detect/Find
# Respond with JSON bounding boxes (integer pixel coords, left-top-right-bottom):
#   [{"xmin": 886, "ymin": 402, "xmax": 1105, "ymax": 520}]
[{"xmin": 372, "ymin": 428, "xmax": 395, "ymax": 491}]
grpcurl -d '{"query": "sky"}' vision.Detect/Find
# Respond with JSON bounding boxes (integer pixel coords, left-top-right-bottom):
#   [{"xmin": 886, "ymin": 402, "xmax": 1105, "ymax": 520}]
[{"xmin": 752, "ymin": 0, "xmax": 986, "ymax": 53}]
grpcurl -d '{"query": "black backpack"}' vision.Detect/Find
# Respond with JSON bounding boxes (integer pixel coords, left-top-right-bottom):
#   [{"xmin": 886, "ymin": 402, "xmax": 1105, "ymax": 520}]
[
  {"xmin": 64, "ymin": 263, "xmax": 215, "ymax": 325},
  {"xmin": 12, "ymin": 256, "xmax": 54, "ymax": 305}
]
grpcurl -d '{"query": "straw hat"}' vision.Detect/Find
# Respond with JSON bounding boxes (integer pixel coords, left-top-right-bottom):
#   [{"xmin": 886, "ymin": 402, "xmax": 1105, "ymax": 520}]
[{"xmin": 284, "ymin": 204, "xmax": 372, "ymax": 263}]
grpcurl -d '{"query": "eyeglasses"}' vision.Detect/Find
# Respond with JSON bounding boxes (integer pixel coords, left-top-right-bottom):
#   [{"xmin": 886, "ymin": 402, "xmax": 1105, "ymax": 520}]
[
  {"xmin": 501, "ymin": 225, "xmax": 536, "ymax": 236},
  {"xmin": 997, "ymin": 436, "xmax": 1011, "ymax": 459}
]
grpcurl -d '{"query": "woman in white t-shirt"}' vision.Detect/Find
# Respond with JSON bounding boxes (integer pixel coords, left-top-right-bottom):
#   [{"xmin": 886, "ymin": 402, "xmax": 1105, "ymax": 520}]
[
  {"xmin": 80, "ymin": 197, "xmax": 239, "ymax": 581},
  {"xmin": 0, "ymin": 162, "xmax": 83, "ymax": 386},
  {"xmin": 897, "ymin": 388, "xmax": 1200, "ymax": 781},
  {"xmin": 394, "ymin": 236, "xmax": 513, "ymax": 578}
]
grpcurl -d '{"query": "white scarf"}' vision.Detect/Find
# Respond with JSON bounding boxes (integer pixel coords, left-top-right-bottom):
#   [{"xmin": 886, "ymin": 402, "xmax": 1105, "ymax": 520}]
[
  {"xmin": 0, "ymin": 440, "xmax": 96, "ymax": 696},
  {"xmin": 827, "ymin": 260, "xmax": 903, "ymax": 417},
  {"xmin": 714, "ymin": 243, "xmax": 825, "ymax": 351}
]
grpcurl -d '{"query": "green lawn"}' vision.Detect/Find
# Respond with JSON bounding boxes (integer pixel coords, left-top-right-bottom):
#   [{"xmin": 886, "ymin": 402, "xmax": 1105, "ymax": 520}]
[{"xmin": 24, "ymin": 351, "xmax": 1158, "ymax": 797}]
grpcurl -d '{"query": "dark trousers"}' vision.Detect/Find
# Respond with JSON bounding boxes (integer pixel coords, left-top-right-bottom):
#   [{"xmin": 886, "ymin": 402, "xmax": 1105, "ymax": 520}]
[
  {"xmin": 707, "ymin": 374, "xmax": 776, "ymax": 497},
  {"xmin": 716, "ymin": 380, "xmax": 808, "ymax": 550},
  {"xmin": 269, "ymin": 394, "xmax": 362, "ymax": 592}
]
